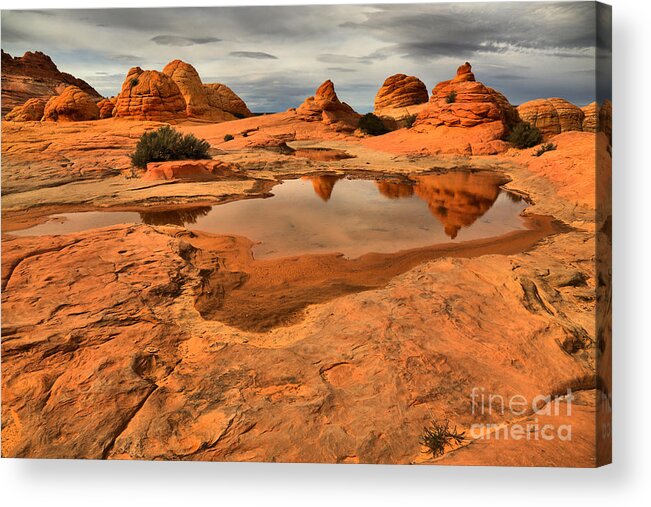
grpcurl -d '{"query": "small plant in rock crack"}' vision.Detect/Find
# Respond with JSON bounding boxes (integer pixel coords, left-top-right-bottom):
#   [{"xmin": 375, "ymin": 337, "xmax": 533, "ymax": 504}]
[{"xmin": 420, "ymin": 419, "xmax": 466, "ymax": 458}]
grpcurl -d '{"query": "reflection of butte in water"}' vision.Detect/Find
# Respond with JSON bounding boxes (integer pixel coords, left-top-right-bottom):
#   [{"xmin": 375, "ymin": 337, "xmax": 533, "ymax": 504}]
[
  {"xmin": 307, "ymin": 172, "xmax": 506, "ymax": 239},
  {"xmin": 305, "ymin": 175, "xmax": 344, "ymax": 201}
]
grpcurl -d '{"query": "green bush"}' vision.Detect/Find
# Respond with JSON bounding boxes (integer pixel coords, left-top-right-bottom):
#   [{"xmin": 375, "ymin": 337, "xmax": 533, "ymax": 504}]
[
  {"xmin": 359, "ymin": 113, "xmax": 389, "ymax": 136},
  {"xmin": 446, "ymin": 91, "xmax": 457, "ymax": 104},
  {"xmin": 420, "ymin": 419, "xmax": 466, "ymax": 458},
  {"xmin": 130, "ymin": 125, "xmax": 211, "ymax": 169},
  {"xmin": 507, "ymin": 122, "xmax": 542, "ymax": 149},
  {"xmin": 404, "ymin": 114, "xmax": 417, "ymax": 129},
  {"xmin": 534, "ymin": 142, "xmax": 557, "ymax": 157},
  {"xmin": 223, "ymin": 134, "xmax": 234, "ymax": 142}
]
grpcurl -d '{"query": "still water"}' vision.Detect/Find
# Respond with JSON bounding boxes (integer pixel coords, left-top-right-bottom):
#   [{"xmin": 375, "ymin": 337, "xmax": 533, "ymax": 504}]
[{"xmin": 12, "ymin": 172, "xmax": 528, "ymax": 259}]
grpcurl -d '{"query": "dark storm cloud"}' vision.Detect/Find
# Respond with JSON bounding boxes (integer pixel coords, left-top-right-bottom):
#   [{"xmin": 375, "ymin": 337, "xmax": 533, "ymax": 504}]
[
  {"xmin": 1, "ymin": 3, "xmax": 606, "ymax": 109},
  {"xmin": 150, "ymin": 35, "xmax": 221, "ymax": 47},
  {"xmin": 341, "ymin": 2, "xmax": 598, "ymax": 61},
  {"xmin": 316, "ymin": 54, "xmax": 375, "ymax": 65},
  {"xmin": 230, "ymin": 51, "xmax": 278, "ymax": 60}
]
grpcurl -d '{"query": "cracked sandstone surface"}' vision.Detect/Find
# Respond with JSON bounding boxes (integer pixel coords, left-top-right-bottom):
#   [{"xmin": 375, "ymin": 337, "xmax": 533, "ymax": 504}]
[{"xmin": 1, "ymin": 117, "xmax": 609, "ymax": 465}]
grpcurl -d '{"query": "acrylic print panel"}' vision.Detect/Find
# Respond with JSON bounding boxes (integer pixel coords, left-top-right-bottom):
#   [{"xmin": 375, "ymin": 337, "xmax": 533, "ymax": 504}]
[{"xmin": 0, "ymin": 2, "xmax": 611, "ymax": 466}]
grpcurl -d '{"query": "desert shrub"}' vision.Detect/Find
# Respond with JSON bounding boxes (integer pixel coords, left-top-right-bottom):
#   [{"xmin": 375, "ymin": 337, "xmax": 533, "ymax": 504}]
[
  {"xmin": 446, "ymin": 91, "xmax": 457, "ymax": 104},
  {"xmin": 404, "ymin": 114, "xmax": 417, "ymax": 129},
  {"xmin": 420, "ymin": 419, "xmax": 466, "ymax": 458},
  {"xmin": 507, "ymin": 122, "xmax": 542, "ymax": 149},
  {"xmin": 242, "ymin": 131, "xmax": 249, "ymax": 138},
  {"xmin": 534, "ymin": 142, "xmax": 557, "ymax": 157},
  {"xmin": 359, "ymin": 113, "xmax": 389, "ymax": 136},
  {"xmin": 130, "ymin": 125, "xmax": 211, "ymax": 169},
  {"xmin": 223, "ymin": 134, "xmax": 234, "ymax": 142}
]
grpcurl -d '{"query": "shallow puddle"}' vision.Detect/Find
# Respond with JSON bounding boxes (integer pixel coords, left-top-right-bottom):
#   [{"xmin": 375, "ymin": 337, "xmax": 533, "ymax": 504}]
[{"xmin": 11, "ymin": 171, "xmax": 528, "ymax": 259}]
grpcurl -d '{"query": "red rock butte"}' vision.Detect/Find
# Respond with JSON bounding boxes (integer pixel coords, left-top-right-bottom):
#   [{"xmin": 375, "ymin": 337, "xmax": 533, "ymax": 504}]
[
  {"xmin": 296, "ymin": 80, "xmax": 361, "ymax": 131},
  {"xmin": 1, "ymin": 50, "xmax": 101, "ymax": 115}
]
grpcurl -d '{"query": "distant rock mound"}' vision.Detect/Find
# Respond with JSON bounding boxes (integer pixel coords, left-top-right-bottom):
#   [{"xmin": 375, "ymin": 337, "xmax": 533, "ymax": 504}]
[
  {"xmin": 1, "ymin": 50, "xmax": 100, "ymax": 116},
  {"xmin": 417, "ymin": 62, "xmax": 517, "ymax": 130},
  {"xmin": 113, "ymin": 67, "xmax": 187, "ymax": 121},
  {"xmin": 517, "ymin": 98, "xmax": 585, "ymax": 139},
  {"xmin": 162, "ymin": 59, "xmax": 252, "ymax": 121},
  {"xmin": 204, "ymin": 83, "xmax": 252, "ymax": 120},
  {"xmin": 581, "ymin": 102, "xmax": 599, "ymax": 132},
  {"xmin": 5, "ymin": 97, "xmax": 47, "ymax": 122},
  {"xmin": 599, "ymin": 99, "xmax": 612, "ymax": 142},
  {"xmin": 97, "ymin": 97, "xmax": 116, "ymax": 119},
  {"xmin": 296, "ymin": 80, "xmax": 360, "ymax": 131},
  {"xmin": 374, "ymin": 74, "xmax": 429, "ymax": 119},
  {"xmin": 405, "ymin": 62, "xmax": 517, "ymax": 155},
  {"xmin": 43, "ymin": 85, "xmax": 100, "ymax": 122}
]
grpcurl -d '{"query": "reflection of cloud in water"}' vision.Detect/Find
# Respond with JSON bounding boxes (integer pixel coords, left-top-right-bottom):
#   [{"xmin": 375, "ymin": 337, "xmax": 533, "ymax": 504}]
[{"xmin": 139, "ymin": 206, "xmax": 213, "ymax": 226}]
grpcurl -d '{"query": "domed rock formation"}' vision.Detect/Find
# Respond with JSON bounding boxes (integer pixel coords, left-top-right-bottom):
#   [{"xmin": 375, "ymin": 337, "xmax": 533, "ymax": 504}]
[
  {"xmin": 1, "ymin": 50, "xmax": 101, "ymax": 116},
  {"xmin": 162, "ymin": 59, "xmax": 252, "ymax": 121},
  {"xmin": 42, "ymin": 86, "xmax": 100, "ymax": 122},
  {"xmin": 113, "ymin": 67, "xmax": 186, "ymax": 121},
  {"xmin": 296, "ymin": 80, "xmax": 360, "ymax": 131},
  {"xmin": 416, "ymin": 62, "xmax": 517, "ymax": 130},
  {"xmin": 5, "ymin": 97, "xmax": 47, "ymax": 122},
  {"xmin": 402, "ymin": 62, "xmax": 517, "ymax": 155},
  {"xmin": 517, "ymin": 98, "xmax": 585, "ymax": 139},
  {"xmin": 374, "ymin": 74, "xmax": 429, "ymax": 119},
  {"xmin": 204, "ymin": 83, "xmax": 252, "ymax": 119},
  {"xmin": 162, "ymin": 60, "xmax": 210, "ymax": 118},
  {"xmin": 599, "ymin": 99, "xmax": 612, "ymax": 142},
  {"xmin": 97, "ymin": 97, "xmax": 116, "ymax": 119},
  {"xmin": 581, "ymin": 102, "xmax": 598, "ymax": 132}
]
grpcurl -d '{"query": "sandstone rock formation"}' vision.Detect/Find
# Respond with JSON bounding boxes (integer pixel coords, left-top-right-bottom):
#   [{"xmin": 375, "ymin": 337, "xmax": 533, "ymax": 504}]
[
  {"xmin": 204, "ymin": 83, "xmax": 252, "ymax": 119},
  {"xmin": 97, "ymin": 97, "xmax": 116, "ymax": 119},
  {"xmin": 581, "ymin": 102, "xmax": 598, "ymax": 132},
  {"xmin": 599, "ymin": 99, "xmax": 612, "ymax": 143},
  {"xmin": 374, "ymin": 74, "xmax": 429, "ymax": 119},
  {"xmin": 297, "ymin": 80, "xmax": 360, "ymax": 131},
  {"xmin": 162, "ymin": 60, "xmax": 252, "ymax": 122},
  {"xmin": 1, "ymin": 50, "xmax": 100, "ymax": 116},
  {"xmin": 113, "ymin": 67, "xmax": 187, "ymax": 121},
  {"xmin": 4, "ymin": 98, "xmax": 47, "ymax": 122},
  {"xmin": 416, "ymin": 62, "xmax": 517, "ymax": 130},
  {"xmin": 42, "ymin": 86, "xmax": 100, "ymax": 122},
  {"xmin": 142, "ymin": 159, "xmax": 241, "ymax": 181},
  {"xmin": 517, "ymin": 98, "xmax": 585, "ymax": 139},
  {"xmin": 366, "ymin": 62, "xmax": 517, "ymax": 155}
]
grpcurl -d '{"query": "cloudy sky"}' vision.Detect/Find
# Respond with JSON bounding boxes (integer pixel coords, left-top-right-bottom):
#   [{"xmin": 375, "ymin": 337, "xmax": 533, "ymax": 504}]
[{"xmin": 1, "ymin": 2, "xmax": 610, "ymax": 112}]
